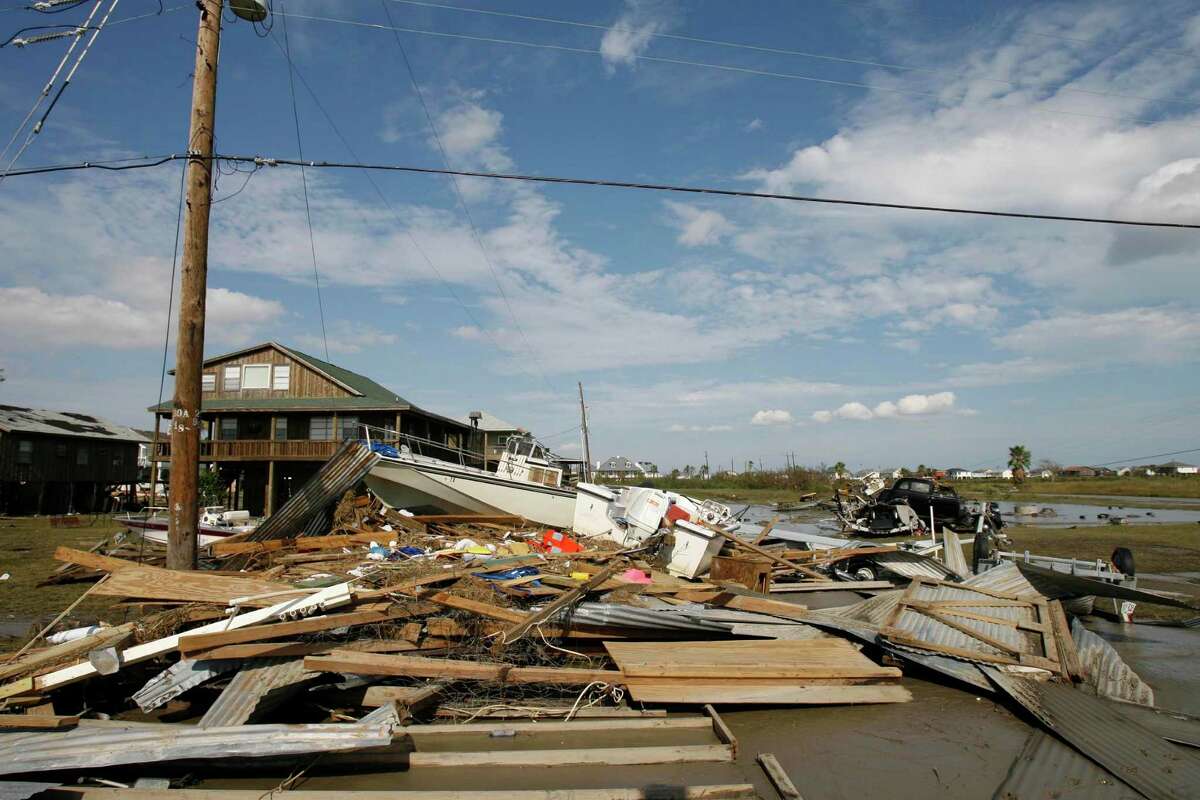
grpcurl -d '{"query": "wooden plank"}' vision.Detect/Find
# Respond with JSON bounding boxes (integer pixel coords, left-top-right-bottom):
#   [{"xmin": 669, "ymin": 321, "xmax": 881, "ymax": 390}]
[
  {"xmin": 1048, "ymin": 600, "xmax": 1083, "ymax": 682},
  {"xmin": 624, "ymin": 682, "xmax": 912, "ymax": 704},
  {"xmin": 403, "ymin": 716, "xmax": 712, "ymax": 736},
  {"xmin": 426, "ymin": 593, "xmax": 529, "ymax": 624},
  {"xmin": 605, "ymin": 640, "xmax": 900, "ymax": 681},
  {"xmin": 495, "ymin": 562, "xmax": 621, "ymax": 649},
  {"xmin": 702, "ymin": 527, "xmax": 830, "ymax": 581},
  {"xmin": 305, "ymin": 651, "xmax": 619, "ymax": 686},
  {"xmin": 363, "ymin": 682, "xmax": 444, "ymax": 710},
  {"xmin": 212, "ymin": 532, "xmax": 382, "ymax": 556},
  {"xmin": 53, "ymin": 547, "xmax": 293, "ymax": 607},
  {"xmin": 50, "ymin": 785, "xmax": 757, "ymax": 799},
  {"xmin": 770, "ymin": 581, "xmax": 893, "ymax": 593},
  {"xmin": 410, "ymin": 514, "xmax": 526, "ymax": 525},
  {"xmin": 407, "ymin": 744, "xmax": 734, "ymax": 768},
  {"xmin": 757, "ymin": 753, "xmax": 804, "ymax": 800},
  {"xmin": 0, "ymin": 713, "xmax": 78, "ymax": 729},
  {"xmin": 705, "ymin": 705, "xmax": 738, "ymax": 758},
  {"xmin": 711, "ymin": 593, "xmax": 809, "ymax": 621},
  {"xmin": 177, "ymin": 605, "xmax": 409, "ymax": 654},
  {"xmin": 434, "ymin": 707, "xmax": 667, "ymax": 720},
  {"xmin": 0, "ymin": 623, "xmax": 134, "ymax": 682},
  {"xmin": 751, "ymin": 515, "xmax": 781, "ymax": 545},
  {"xmin": 359, "ymin": 556, "xmax": 546, "ymax": 599}
]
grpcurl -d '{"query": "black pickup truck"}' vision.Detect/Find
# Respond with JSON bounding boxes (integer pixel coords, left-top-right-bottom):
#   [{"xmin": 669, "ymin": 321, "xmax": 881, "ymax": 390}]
[{"xmin": 876, "ymin": 477, "xmax": 1004, "ymax": 532}]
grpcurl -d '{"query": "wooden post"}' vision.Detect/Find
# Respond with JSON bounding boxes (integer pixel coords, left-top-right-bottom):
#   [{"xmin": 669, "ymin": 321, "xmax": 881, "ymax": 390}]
[
  {"xmin": 147, "ymin": 414, "xmax": 160, "ymax": 507},
  {"xmin": 167, "ymin": 0, "xmax": 222, "ymax": 571},
  {"xmin": 578, "ymin": 382, "xmax": 592, "ymax": 482},
  {"xmin": 265, "ymin": 459, "xmax": 275, "ymax": 517}
]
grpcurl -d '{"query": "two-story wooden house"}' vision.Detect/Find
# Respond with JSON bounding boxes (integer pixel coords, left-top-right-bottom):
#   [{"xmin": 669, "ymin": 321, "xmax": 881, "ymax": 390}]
[
  {"xmin": 0, "ymin": 406, "xmax": 146, "ymax": 514},
  {"xmin": 148, "ymin": 342, "xmax": 478, "ymax": 516}
]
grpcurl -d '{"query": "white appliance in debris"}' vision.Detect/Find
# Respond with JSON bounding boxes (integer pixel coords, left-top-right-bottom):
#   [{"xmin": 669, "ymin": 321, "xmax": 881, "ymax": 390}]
[
  {"xmin": 622, "ymin": 487, "xmax": 670, "ymax": 536},
  {"xmin": 573, "ymin": 483, "xmax": 619, "ymax": 538},
  {"xmin": 666, "ymin": 519, "xmax": 724, "ymax": 579}
]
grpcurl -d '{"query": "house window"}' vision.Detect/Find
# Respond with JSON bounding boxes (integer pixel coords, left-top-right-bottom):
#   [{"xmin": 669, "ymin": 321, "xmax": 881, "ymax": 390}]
[
  {"xmin": 309, "ymin": 416, "xmax": 334, "ymax": 441},
  {"xmin": 223, "ymin": 366, "xmax": 241, "ymax": 391},
  {"xmin": 338, "ymin": 416, "xmax": 359, "ymax": 441},
  {"xmin": 219, "ymin": 418, "xmax": 238, "ymax": 440},
  {"xmin": 272, "ymin": 365, "xmax": 290, "ymax": 390},
  {"xmin": 16, "ymin": 440, "xmax": 33, "ymax": 464},
  {"xmin": 202, "ymin": 373, "xmax": 216, "ymax": 392},
  {"xmin": 113, "ymin": 451, "xmax": 123, "ymax": 467},
  {"xmin": 242, "ymin": 364, "xmax": 270, "ymax": 390},
  {"xmin": 76, "ymin": 446, "xmax": 89, "ymax": 465},
  {"xmin": 56, "ymin": 443, "xmax": 67, "ymax": 458},
  {"xmin": 274, "ymin": 417, "xmax": 288, "ymax": 441}
]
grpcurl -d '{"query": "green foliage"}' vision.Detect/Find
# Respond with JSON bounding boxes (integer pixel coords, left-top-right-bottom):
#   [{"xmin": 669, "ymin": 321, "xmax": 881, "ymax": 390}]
[
  {"xmin": 198, "ymin": 469, "xmax": 224, "ymax": 505},
  {"xmin": 617, "ymin": 466, "xmax": 831, "ymax": 495},
  {"xmin": 1008, "ymin": 445, "xmax": 1032, "ymax": 484}
]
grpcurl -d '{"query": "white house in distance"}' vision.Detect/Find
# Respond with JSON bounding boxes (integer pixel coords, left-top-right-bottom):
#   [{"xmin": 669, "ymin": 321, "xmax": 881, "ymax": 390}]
[
  {"xmin": 595, "ymin": 457, "xmax": 660, "ymax": 480},
  {"xmin": 1158, "ymin": 461, "xmax": 1199, "ymax": 475}
]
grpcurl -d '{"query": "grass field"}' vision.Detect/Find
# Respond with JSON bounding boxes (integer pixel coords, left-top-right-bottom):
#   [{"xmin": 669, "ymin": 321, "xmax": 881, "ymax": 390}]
[
  {"xmin": 958, "ymin": 476, "xmax": 1200, "ymax": 502},
  {"xmin": 0, "ymin": 516, "xmax": 125, "ymax": 638}
]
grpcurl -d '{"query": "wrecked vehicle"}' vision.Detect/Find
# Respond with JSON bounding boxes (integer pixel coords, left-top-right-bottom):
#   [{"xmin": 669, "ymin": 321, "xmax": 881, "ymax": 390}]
[
  {"xmin": 840, "ymin": 499, "xmax": 926, "ymax": 539},
  {"xmin": 875, "ymin": 477, "xmax": 1004, "ymax": 533}
]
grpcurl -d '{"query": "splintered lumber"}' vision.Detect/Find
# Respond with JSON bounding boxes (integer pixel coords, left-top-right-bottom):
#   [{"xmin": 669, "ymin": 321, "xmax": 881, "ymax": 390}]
[
  {"xmin": 705, "ymin": 705, "xmax": 738, "ymax": 757},
  {"xmin": 757, "ymin": 753, "xmax": 804, "ymax": 800},
  {"xmin": 410, "ymin": 514, "xmax": 526, "ymax": 525},
  {"xmin": 710, "ymin": 592, "xmax": 808, "ymax": 621},
  {"xmin": 426, "ymin": 592, "xmax": 529, "ymax": 624},
  {"xmin": 0, "ymin": 713, "xmax": 79, "ymax": 729},
  {"xmin": 702, "ymin": 528, "xmax": 830, "ymax": 581},
  {"xmin": 605, "ymin": 639, "xmax": 907, "ymax": 705},
  {"xmin": 53, "ymin": 546, "xmax": 292, "ymax": 606},
  {"xmin": 404, "ymin": 716, "xmax": 711, "ymax": 737},
  {"xmin": 495, "ymin": 562, "xmax": 621, "ymax": 648},
  {"xmin": 769, "ymin": 581, "xmax": 893, "ymax": 593},
  {"xmin": 436, "ymin": 707, "xmax": 668, "ymax": 720},
  {"xmin": 177, "ymin": 603, "xmax": 411, "ymax": 655},
  {"xmin": 51, "ymin": 786, "xmax": 758, "ymax": 799},
  {"xmin": 305, "ymin": 651, "xmax": 619, "ymax": 686},
  {"xmin": 211, "ymin": 532, "xmax": 384, "ymax": 556},
  {"xmin": 407, "ymin": 744, "xmax": 734, "ymax": 768},
  {"xmin": 359, "ymin": 555, "xmax": 546, "ymax": 599},
  {"xmin": 363, "ymin": 682, "xmax": 444, "ymax": 710}
]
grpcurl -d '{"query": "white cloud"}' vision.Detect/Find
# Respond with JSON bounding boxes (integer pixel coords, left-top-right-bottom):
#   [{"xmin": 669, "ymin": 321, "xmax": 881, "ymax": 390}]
[
  {"xmin": 664, "ymin": 201, "xmax": 735, "ymax": 247},
  {"xmin": 815, "ymin": 392, "xmax": 959, "ymax": 422},
  {"xmin": 995, "ymin": 307, "xmax": 1200, "ymax": 366},
  {"xmin": 744, "ymin": 118, "xmax": 764, "ymax": 132},
  {"xmin": 295, "ymin": 321, "xmax": 399, "ymax": 356},
  {"xmin": 436, "ymin": 102, "xmax": 505, "ymax": 164},
  {"xmin": 667, "ymin": 423, "xmax": 734, "ymax": 432},
  {"xmin": 600, "ymin": 0, "xmax": 676, "ymax": 72},
  {"xmin": 750, "ymin": 409, "xmax": 794, "ymax": 426}
]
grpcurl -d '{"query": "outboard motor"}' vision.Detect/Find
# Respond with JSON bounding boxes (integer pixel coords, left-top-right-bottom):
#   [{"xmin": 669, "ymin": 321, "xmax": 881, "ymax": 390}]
[{"xmin": 1111, "ymin": 547, "xmax": 1135, "ymax": 578}]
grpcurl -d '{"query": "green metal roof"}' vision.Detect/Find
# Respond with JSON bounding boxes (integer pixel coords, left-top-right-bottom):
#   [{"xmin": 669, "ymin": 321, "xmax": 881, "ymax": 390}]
[{"xmin": 281, "ymin": 344, "xmax": 410, "ymax": 406}]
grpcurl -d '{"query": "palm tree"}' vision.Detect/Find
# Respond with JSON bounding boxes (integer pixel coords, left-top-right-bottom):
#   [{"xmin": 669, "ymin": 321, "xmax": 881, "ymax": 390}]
[
  {"xmin": 833, "ymin": 461, "xmax": 847, "ymax": 478},
  {"xmin": 916, "ymin": 463, "xmax": 927, "ymax": 476},
  {"xmin": 1008, "ymin": 445, "xmax": 1031, "ymax": 484}
]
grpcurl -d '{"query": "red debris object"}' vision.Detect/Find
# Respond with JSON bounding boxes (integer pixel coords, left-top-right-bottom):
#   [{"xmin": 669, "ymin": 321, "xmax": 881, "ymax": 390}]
[
  {"xmin": 665, "ymin": 504, "xmax": 691, "ymax": 527},
  {"xmin": 539, "ymin": 529, "xmax": 583, "ymax": 554}
]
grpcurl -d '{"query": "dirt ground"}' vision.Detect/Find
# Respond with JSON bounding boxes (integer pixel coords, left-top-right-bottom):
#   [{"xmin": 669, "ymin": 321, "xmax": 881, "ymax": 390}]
[
  {"xmin": 959, "ymin": 475, "xmax": 1200, "ymax": 501},
  {"xmin": 1005, "ymin": 522, "xmax": 1200, "ymax": 575}
]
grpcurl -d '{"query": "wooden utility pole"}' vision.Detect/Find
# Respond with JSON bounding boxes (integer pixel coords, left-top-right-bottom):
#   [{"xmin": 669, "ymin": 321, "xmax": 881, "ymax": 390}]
[
  {"xmin": 167, "ymin": 0, "xmax": 222, "ymax": 571},
  {"xmin": 577, "ymin": 382, "xmax": 592, "ymax": 482}
]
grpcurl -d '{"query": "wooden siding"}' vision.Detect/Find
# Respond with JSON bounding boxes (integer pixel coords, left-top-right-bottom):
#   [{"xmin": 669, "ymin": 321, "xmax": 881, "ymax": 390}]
[
  {"xmin": 201, "ymin": 345, "xmax": 352, "ymax": 403},
  {"xmin": 155, "ymin": 439, "xmax": 342, "ymax": 462},
  {"xmin": 0, "ymin": 431, "xmax": 141, "ymax": 484}
]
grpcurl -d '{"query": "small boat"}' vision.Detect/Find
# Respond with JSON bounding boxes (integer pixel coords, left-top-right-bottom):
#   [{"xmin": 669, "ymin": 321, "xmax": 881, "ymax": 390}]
[
  {"xmin": 839, "ymin": 500, "xmax": 926, "ymax": 538},
  {"xmin": 364, "ymin": 433, "xmax": 577, "ymax": 528},
  {"xmin": 115, "ymin": 506, "xmax": 258, "ymax": 547}
]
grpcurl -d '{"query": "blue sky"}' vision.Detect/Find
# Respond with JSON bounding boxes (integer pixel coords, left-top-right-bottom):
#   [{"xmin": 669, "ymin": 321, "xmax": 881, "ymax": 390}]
[{"xmin": 2, "ymin": 0, "xmax": 1199, "ymax": 473}]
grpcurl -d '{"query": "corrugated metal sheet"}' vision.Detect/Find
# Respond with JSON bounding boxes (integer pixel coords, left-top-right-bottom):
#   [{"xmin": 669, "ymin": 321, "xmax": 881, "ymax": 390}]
[
  {"xmin": 132, "ymin": 657, "xmax": 247, "ymax": 711},
  {"xmin": 1016, "ymin": 562, "xmax": 1198, "ymax": 610},
  {"xmin": 968, "ymin": 563, "xmax": 1042, "ymax": 599},
  {"xmin": 986, "ymin": 668, "xmax": 1200, "ymax": 800},
  {"xmin": 1071, "ymin": 619, "xmax": 1155, "ymax": 707},
  {"xmin": 1105, "ymin": 701, "xmax": 1200, "ymax": 749},
  {"xmin": 991, "ymin": 729, "xmax": 1134, "ymax": 799},
  {"xmin": 246, "ymin": 440, "xmax": 380, "ymax": 542},
  {"xmin": 199, "ymin": 659, "xmax": 316, "ymax": 728},
  {"xmin": 358, "ymin": 702, "xmax": 402, "ymax": 728},
  {"xmin": 941, "ymin": 528, "xmax": 971, "ymax": 578},
  {"xmin": 862, "ymin": 551, "xmax": 961, "ymax": 581},
  {"xmin": 885, "ymin": 581, "xmax": 1042, "ymax": 664},
  {"xmin": 0, "ymin": 722, "xmax": 392, "ymax": 775},
  {"xmin": 559, "ymin": 603, "xmax": 732, "ymax": 634}
]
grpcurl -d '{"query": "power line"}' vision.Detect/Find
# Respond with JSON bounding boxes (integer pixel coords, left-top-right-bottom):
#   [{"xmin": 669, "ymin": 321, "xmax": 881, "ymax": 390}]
[
  {"xmin": 279, "ymin": 1, "xmax": 329, "ymax": 362},
  {"xmin": 264, "ymin": 26, "xmax": 560, "ymax": 394},
  {"xmin": 377, "ymin": 0, "xmax": 557, "ymax": 398},
  {"xmin": 266, "ymin": 9, "xmax": 1200, "ymax": 134},
  {"xmin": 6, "ymin": 152, "xmax": 1200, "ymax": 229},
  {"xmin": 1094, "ymin": 447, "xmax": 1200, "ymax": 468},
  {"xmin": 155, "ymin": 159, "xmax": 187, "ymax": 415},
  {"xmin": 380, "ymin": 0, "xmax": 1199, "ymax": 115}
]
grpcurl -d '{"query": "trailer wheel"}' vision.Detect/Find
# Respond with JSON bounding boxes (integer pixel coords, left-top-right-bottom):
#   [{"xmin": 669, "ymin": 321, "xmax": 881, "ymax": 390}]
[{"xmin": 1111, "ymin": 547, "xmax": 1135, "ymax": 577}]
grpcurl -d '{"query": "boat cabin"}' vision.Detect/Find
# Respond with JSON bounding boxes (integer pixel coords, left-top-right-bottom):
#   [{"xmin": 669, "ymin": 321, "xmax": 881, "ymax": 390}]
[{"xmin": 496, "ymin": 434, "xmax": 564, "ymax": 488}]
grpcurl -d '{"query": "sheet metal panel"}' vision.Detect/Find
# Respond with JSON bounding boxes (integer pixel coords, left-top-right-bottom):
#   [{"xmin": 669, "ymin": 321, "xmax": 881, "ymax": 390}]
[
  {"xmin": 967, "ymin": 563, "xmax": 1042, "ymax": 599},
  {"xmin": 1071, "ymin": 619, "xmax": 1155, "ymax": 707},
  {"xmin": 986, "ymin": 669, "xmax": 1200, "ymax": 800},
  {"xmin": 1105, "ymin": 701, "xmax": 1200, "ymax": 749},
  {"xmin": 1017, "ymin": 562, "xmax": 1198, "ymax": 610},
  {"xmin": 199, "ymin": 659, "xmax": 315, "ymax": 728},
  {"xmin": 0, "ymin": 722, "xmax": 392, "ymax": 775},
  {"xmin": 886, "ymin": 581, "xmax": 1041, "ymax": 663},
  {"xmin": 991, "ymin": 729, "xmax": 1133, "ymax": 799},
  {"xmin": 132, "ymin": 657, "xmax": 246, "ymax": 712}
]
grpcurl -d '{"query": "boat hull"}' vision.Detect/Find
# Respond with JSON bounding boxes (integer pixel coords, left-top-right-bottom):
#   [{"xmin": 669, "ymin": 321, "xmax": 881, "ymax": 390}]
[
  {"xmin": 116, "ymin": 517, "xmax": 243, "ymax": 548},
  {"xmin": 366, "ymin": 456, "xmax": 576, "ymax": 528}
]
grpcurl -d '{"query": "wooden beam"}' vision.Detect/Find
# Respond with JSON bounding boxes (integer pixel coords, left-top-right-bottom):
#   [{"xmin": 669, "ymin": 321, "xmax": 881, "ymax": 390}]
[
  {"xmin": 701, "ymin": 527, "xmax": 830, "ymax": 581},
  {"xmin": 757, "ymin": 753, "xmax": 804, "ymax": 800},
  {"xmin": 0, "ymin": 623, "xmax": 134, "ymax": 682},
  {"xmin": 407, "ymin": 744, "xmax": 734, "ymax": 768},
  {"xmin": 0, "ymin": 713, "xmax": 78, "ymax": 729},
  {"xmin": 705, "ymin": 705, "xmax": 738, "ymax": 758},
  {"xmin": 494, "ymin": 562, "xmax": 621, "ymax": 649},
  {"xmin": 403, "ymin": 716, "xmax": 711, "ymax": 736},
  {"xmin": 769, "ymin": 581, "xmax": 893, "ymax": 593},
  {"xmin": 177, "ymin": 604, "xmax": 413, "ymax": 654},
  {"xmin": 425, "ymin": 593, "xmax": 529, "ymax": 624},
  {"xmin": 49, "ymin": 786, "xmax": 757, "ymax": 800},
  {"xmin": 304, "ymin": 650, "xmax": 619, "ymax": 686},
  {"xmin": 410, "ymin": 514, "xmax": 526, "ymax": 525}
]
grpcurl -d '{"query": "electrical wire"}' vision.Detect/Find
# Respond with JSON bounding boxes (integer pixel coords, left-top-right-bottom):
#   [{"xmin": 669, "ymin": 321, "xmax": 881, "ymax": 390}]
[
  {"xmin": 378, "ymin": 0, "xmax": 558, "ymax": 399},
  {"xmin": 265, "ymin": 9, "xmax": 1200, "ymax": 134},
  {"xmin": 5, "ymin": 152, "xmax": 1200, "ymax": 230},
  {"xmin": 155, "ymin": 159, "xmax": 188, "ymax": 420},
  {"xmin": 1093, "ymin": 447, "xmax": 1200, "ymax": 468},
  {"xmin": 263, "ymin": 27, "xmax": 558, "ymax": 394},
  {"xmin": 379, "ymin": 0, "xmax": 1198, "ymax": 115},
  {"xmin": 279, "ymin": 0, "xmax": 330, "ymax": 362}
]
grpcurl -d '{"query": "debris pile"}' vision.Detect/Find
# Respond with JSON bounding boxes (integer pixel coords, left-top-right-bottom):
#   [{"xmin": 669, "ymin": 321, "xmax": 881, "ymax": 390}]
[{"xmin": 1, "ymin": 482, "xmax": 1198, "ymax": 799}]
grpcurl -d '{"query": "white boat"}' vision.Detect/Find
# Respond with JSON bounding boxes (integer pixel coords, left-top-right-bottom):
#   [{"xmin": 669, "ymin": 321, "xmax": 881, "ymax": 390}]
[
  {"xmin": 364, "ymin": 433, "xmax": 577, "ymax": 528},
  {"xmin": 115, "ymin": 506, "xmax": 258, "ymax": 548}
]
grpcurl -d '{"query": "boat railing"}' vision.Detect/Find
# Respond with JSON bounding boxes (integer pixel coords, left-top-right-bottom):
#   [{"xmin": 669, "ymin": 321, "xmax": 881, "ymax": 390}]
[{"xmin": 360, "ymin": 424, "xmax": 487, "ymax": 469}]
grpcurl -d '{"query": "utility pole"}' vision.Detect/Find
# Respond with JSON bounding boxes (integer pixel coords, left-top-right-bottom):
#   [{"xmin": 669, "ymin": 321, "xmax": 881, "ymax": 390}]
[
  {"xmin": 167, "ymin": 0, "xmax": 223, "ymax": 570},
  {"xmin": 577, "ymin": 382, "xmax": 592, "ymax": 482}
]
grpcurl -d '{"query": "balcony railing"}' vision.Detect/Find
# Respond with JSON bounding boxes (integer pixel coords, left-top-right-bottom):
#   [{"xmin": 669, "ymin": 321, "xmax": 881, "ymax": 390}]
[{"xmin": 153, "ymin": 439, "xmax": 342, "ymax": 461}]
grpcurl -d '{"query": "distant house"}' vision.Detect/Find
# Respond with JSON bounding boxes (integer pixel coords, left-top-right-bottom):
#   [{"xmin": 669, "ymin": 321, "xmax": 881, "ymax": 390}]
[
  {"xmin": 459, "ymin": 411, "xmax": 525, "ymax": 471},
  {"xmin": 946, "ymin": 467, "xmax": 979, "ymax": 480},
  {"xmin": 0, "ymin": 406, "xmax": 147, "ymax": 514},
  {"xmin": 595, "ymin": 456, "xmax": 659, "ymax": 481},
  {"xmin": 1157, "ymin": 461, "xmax": 1199, "ymax": 476},
  {"xmin": 1116, "ymin": 467, "xmax": 1133, "ymax": 477},
  {"xmin": 1059, "ymin": 466, "xmax": 1097, "ymax": 478},
  {"xmin": 1037, "ymin": 469, "xmax": 1053, "ymax": 479}
]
